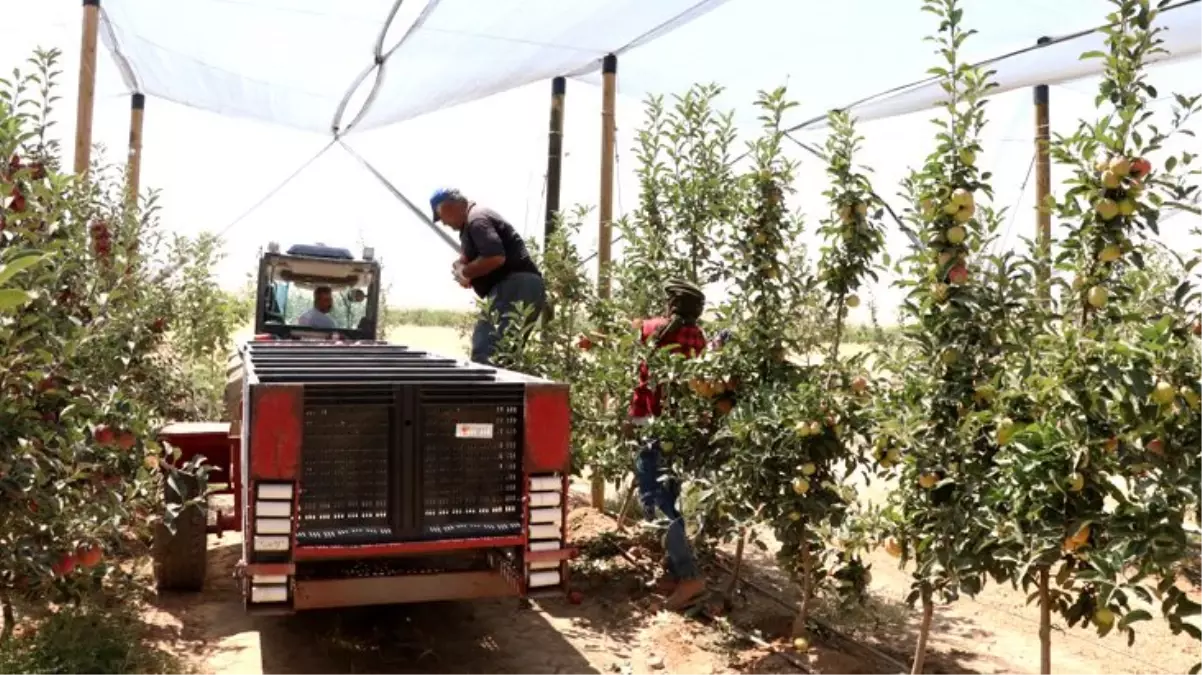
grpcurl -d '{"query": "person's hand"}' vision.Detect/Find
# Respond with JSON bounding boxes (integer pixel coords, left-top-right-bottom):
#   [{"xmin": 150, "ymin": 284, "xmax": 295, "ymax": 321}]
[{"xmin": 456, "ymin": 272, "xmax": 472, "ymax": 289}]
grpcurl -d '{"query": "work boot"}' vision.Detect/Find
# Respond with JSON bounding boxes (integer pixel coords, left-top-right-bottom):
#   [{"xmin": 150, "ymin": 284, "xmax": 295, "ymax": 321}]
[
  {"xmin": 665, "ymin": 577, "xmax": 706, "ymax": 611},
  {"xmin": 654, "ymin": 576, "xmax": 678, "ymax": 595}
]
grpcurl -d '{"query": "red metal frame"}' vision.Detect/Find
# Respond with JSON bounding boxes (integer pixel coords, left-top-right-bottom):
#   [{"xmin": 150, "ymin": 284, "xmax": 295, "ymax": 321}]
[
  {"xmin": 524, "ymin": 383, "xmax": 571, "ymax": 474},
  {"xmin": 157, "ymin": 422, "xmax": 242, "ymax": 535},
  {"xmin": 292, "ymin": 535, "xmax": 526, "ymax": 561},
  {"xmin": 160, "ymin": 373, "xmax": 579, "ymax": 611}
]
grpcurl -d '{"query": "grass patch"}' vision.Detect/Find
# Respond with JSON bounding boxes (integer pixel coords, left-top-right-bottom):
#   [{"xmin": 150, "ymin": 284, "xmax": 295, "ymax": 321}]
[
  {"xmin": 0, "ymin": 604, "xmax": 182, "ymax": 675},
  {"xmin": 382, "ymin": 307, "xmax": 474, "ymax": 329}
]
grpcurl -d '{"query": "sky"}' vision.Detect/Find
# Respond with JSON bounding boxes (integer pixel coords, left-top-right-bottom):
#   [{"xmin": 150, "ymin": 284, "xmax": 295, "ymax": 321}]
[{"xmin": 1, "ymin": 0, "xmax": 1199, "ymax": 326}]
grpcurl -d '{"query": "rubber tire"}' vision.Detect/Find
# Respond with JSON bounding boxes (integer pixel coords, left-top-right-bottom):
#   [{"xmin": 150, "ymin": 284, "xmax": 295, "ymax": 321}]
[{"xmin": 152, "ymin": 473, "xmax": 208, "ymax": 592}]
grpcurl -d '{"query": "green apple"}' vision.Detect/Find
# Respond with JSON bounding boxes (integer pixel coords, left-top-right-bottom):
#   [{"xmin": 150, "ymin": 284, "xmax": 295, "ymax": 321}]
[
  {"xmin": 1152, "ymin": 380, "xmax": 1176, "ymax": 405},
  {"xmin": 1095, "ymin": 198, "xmax": 1119, "ymax": 221},
  {"xmin": 1086, "ymin": 285, "xmax": 1109, "ymax": 308},
  {"xmin": 1098, "ymin": 244, "xmax": 1121, "ymax": 263}
]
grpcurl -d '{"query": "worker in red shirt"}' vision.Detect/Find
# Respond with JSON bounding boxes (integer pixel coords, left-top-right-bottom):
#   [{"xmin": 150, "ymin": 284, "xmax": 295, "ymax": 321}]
[{"xmin": 629, "ymin": 279, "xmax": 708, "ymax": 610}]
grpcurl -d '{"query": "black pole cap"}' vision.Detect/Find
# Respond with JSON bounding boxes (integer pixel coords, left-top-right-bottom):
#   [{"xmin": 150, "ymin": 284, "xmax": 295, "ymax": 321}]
[
  {"xmin": 131, "ymin": 93, "xmax": 146, "ymax": 110},
  {"xmin": 602, "ymin": 53, "xmax": 617, "ymax": 75},
  {"xmin": 1034, "ymin": 37, "xmax": 1052, "ymax": 104},
  {"xmin": 552, "ymin": 76, "xmax": 566, "ymax": 96},
  {"xmin": 84, "ymin": 0, "xmax": 100, "ymax": 6}
]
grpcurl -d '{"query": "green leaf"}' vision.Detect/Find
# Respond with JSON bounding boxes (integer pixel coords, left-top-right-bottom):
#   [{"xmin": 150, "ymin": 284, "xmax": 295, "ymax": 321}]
[
  {"xmin": 1118, "ymin": 609, "xmax": 1153, "ymax": 629},
  {"xmin": 0, "ymin": 252, "xmax": 48, "ymax": 286},
  {"xmin": 0, "ymin": 288, "xmax": 33, "ymax": 312}
]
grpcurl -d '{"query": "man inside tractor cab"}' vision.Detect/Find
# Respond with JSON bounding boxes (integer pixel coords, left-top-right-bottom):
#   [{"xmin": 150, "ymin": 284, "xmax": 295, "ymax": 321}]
[
  {"xmin": 628, "ymin": 278, "xmax": 708, "ymax": 611},
  {"xmin": 296, "ymin": 285, "xmax": 336, "ymax": 329},
  {"xmin": 430, "ymin": 187, "xmax": 545, "ymax": 365}
]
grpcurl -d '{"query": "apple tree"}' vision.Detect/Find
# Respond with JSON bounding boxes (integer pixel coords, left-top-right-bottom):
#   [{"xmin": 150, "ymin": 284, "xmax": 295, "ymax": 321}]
[
  {"xmin": 871, "ymin": 1, "xmax": 1015, "ymax": 670},
  {"xmin": 1, "ymin": 48, "xmax": 231, "ymax": 638},
  {"xmin": 984, "ymin": 1, "xmax": 1201, "ymax": 670}
]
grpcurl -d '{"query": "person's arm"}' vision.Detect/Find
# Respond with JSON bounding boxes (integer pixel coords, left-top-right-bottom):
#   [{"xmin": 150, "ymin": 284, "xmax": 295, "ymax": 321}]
[{"xmin": 459, "ymin": 219, "xmax": 506, "ymax": 281}]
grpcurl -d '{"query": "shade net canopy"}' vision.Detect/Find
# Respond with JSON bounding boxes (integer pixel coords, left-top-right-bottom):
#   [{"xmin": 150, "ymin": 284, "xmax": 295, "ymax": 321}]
[
  {"xmin": 99, "ymin": 0, "xmax": 729, "ymax": 134},
  {"xmin": 100, "ymin": 0, "xmax": 1199, "ymax": 136}
]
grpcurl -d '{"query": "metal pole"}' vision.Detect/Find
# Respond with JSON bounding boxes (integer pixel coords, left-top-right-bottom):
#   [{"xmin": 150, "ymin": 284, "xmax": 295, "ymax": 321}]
[
  {"xmin": 591, "ymin": 54, "xmax": 618, "ymax": 511},
  {"xmin": 544, "ymin": 77, "xmax": 566, "ymax": 243},
  {"xmin": 1034, "ymin": 36, "xmax": 1052, "ymax": 302},
  {"xmin": 597, "ymin": 54, "xmax": 617, "ymax": 300},
  {"xmin": 74, "ymin": 0, "xmax": 101, "ymax": 176},
  {"xmin": 127, "ymin": 93, "xmax": 145, "ymax": 203}
]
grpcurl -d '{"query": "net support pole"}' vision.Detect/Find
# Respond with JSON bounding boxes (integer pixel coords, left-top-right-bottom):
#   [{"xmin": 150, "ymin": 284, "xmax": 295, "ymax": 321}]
[
  {"xmin": 592, "ymin": 54, "xmax": 618, "ymax": 511},
  {"xmin": 126, "ymin": 93, "xmax": 145, "ymax": 204},
  {"xmin": 74, "ymin": 0, "xmax": 101, "ymax": 176},
  {"xmin": 544, "ymin": 77, "xmax": 567, "ymax": 243},
  {"xmin": 597, "ymin": 55, "xmax": 618, "ymax": 300},
  {"xmin": 1034, "ymin": 36, "xmax": 1053, "ymax": 302}
]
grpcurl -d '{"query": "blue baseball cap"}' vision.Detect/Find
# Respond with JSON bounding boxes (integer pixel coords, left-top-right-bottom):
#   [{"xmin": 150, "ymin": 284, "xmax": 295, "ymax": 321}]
[{"xmin": 429, "ymin": 187, "xmax": 464, "ymax": 222}]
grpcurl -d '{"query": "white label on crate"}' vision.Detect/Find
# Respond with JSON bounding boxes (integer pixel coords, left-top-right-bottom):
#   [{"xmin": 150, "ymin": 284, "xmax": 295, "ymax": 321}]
[{"xmin": 455, "ymin": 423, "xmax": 494, "ymax": 439}]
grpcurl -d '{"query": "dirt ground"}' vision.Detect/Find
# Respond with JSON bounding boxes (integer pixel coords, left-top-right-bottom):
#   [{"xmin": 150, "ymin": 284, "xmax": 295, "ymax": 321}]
[{"xmin": 135, "ymin": 485, "xmax": 1198, "ymax": 675}]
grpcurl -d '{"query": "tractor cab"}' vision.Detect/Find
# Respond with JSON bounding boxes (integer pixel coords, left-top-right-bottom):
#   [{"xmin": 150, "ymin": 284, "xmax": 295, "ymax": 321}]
[{"xmin": 255, "ymin": 242, "xmax": 381, "ymax": 341}]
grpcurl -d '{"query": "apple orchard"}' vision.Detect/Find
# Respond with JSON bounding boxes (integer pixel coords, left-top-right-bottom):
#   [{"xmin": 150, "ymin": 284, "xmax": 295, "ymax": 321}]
[
  {"xmin": 2, "ymin": 0, "xmax": 1200, "ymax": 672},
  {"xmin": 495, "ymin": 0, "xmax": 1200, "ymax": 671}
]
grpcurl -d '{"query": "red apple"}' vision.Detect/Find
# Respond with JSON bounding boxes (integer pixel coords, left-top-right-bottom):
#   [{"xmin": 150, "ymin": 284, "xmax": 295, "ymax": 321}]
[
  {"xmin": 116, "ymin": 431, "xmax": 136, "ymax": 451},
  {"xmin": 577, "ymin": 335, "xmax": 593, "ymax": 351},
  {"xmin": 52, "ymin": 553, "xmax": 77, "ymax": 577},
  {"xmin": 1130, "ymin": 157, "xmax": 1152, "ymax": 178},
  {"xmin": 948, "ymin": 264, "xmax": 969, "ymax": 286},
  {"xmin": 568, "ymin": 590, "xmax": 584, "ymax": 605},
  {"xmin": 93, "ymin": 425, "xmax": 116, "ymax": 447},
  {"xmin": 151, "ymin": 318, "xmax": 167, "ymax": 334},
  {"xmin": 76, "ymin": 544, "xmax": 103, "ymax": 568},
  {"xmin": 1147, "ymin": 438, "xmax": 1164, "ymax": 456}
]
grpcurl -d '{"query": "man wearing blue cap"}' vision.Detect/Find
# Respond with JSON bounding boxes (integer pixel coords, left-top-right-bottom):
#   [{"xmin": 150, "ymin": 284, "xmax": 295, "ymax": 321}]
[{"xmin": 431, "ymin": 187, "xmax": 545, "ymax": 364}]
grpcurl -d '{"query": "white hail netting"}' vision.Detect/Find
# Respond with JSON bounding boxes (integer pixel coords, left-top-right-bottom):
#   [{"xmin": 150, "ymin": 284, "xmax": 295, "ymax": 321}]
[
  {"xmin": 98, "ymin": 0, "xmax": 1200, "ymax": 136},
  {"xmin": 97, "ymin": 0, "xmax": 728, "ymax": 133}
]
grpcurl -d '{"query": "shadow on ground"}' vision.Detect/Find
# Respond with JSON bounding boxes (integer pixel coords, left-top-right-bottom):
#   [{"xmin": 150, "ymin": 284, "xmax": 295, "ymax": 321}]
[
  {"xmin": 724, "ymin": 544, "xmax": 989, "ymax": 675},
  {"xmin": 146, "ymin": 537, "xmax": 600, "ymax": 674}
]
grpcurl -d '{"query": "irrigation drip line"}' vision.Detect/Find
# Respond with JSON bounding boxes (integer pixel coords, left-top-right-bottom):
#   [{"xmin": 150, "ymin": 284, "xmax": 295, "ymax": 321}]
[{"xmin": 216, "ymin": 139, "xmax": 336, "ymax": 238}]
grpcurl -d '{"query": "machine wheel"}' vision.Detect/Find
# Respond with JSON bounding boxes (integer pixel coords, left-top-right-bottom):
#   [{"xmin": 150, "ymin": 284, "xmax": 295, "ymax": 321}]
[{"xmin": 152, "ymin": 473, "xmax": 208, "ymax": 592}]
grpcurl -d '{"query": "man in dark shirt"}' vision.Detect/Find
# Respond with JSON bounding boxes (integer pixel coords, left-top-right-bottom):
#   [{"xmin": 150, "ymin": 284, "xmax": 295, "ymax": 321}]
[{"xmin": 430, "ymin": 187, "xmax": 545, "ymax": 364}]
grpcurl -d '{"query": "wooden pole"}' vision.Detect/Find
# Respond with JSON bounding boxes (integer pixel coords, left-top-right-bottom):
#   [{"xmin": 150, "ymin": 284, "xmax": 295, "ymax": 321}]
[
  {"xmin": 591, "ymin": 54, "xmax": 618, "ymax": 511},
  {"xmin": 74, "ymin": 0, "xmax": 101, "ymax": 176},
  {"xmin": 544, "ymin": 77, "xmax": 566, "ymax": 243},
  {"xmin": 1034, "ymin": 36, "xmax": 1052, "ymax": 302},
  {"xmin": 597, "ymin": 53, "xmax": 617, "ymax": 299},
  {"xmin": 127, "ymin": 93, "xmax": 145, "ymax": 203}
]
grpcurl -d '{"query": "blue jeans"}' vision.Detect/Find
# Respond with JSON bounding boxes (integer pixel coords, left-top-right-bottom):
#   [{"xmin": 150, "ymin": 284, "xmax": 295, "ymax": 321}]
[
  {"xmin": 635, "ymin": 440, "xmax": 699, "ymax": 581},
  {"xmin": 470, "ymin": 272, "xmax": 546, "ymax": 365}
]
